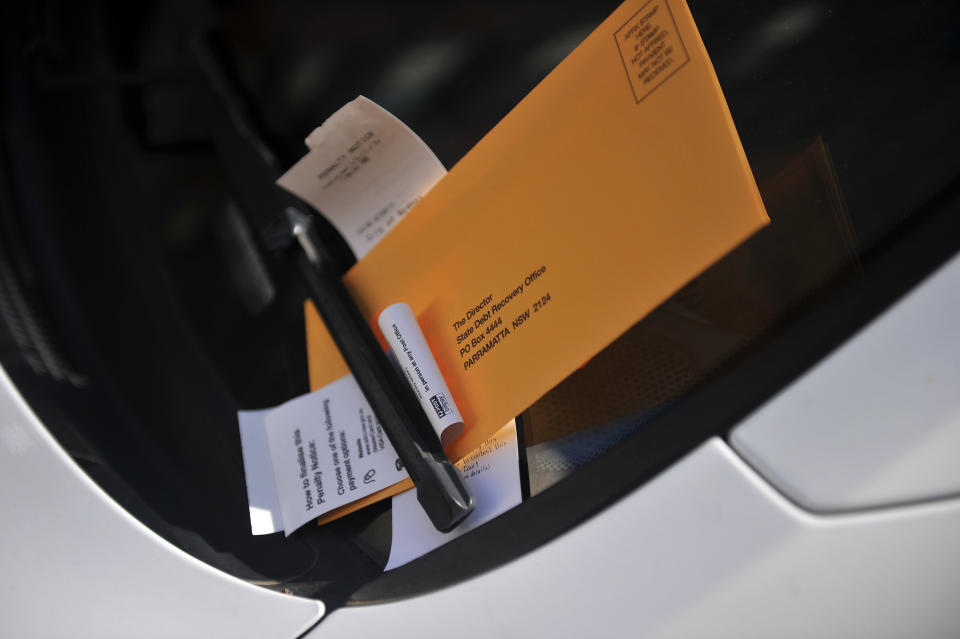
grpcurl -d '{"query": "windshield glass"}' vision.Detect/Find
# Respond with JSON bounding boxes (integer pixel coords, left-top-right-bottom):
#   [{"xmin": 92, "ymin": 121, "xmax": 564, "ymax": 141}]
[{"xmin": 2, "ymin": 0, "xmax": 958, "ymax": 604}]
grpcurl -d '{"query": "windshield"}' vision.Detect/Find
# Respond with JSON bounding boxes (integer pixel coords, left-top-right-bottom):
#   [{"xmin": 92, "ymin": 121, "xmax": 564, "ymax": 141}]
[{"xmin": 2, "ymin": 0, "xmax": 959, "ymax": 606}]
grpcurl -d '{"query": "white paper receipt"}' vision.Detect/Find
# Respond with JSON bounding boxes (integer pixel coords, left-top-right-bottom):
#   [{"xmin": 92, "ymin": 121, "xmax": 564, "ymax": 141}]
[
  {"xmin": 276, "ymin": 96, "xmax": 447, "ymax": 259},
  {"xmin": 265, "ymin": 375, "xmax": 409, "ymax": 535},
  {"xmin": 385, "ymin": 420, "xmax": 522, "ymax": 570}
]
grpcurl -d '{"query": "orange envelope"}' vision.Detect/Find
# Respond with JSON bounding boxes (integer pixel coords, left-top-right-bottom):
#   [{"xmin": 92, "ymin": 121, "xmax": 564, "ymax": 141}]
[{"xmin": 306, "ymin": 0, "xmax": 768, "ymax": 524}]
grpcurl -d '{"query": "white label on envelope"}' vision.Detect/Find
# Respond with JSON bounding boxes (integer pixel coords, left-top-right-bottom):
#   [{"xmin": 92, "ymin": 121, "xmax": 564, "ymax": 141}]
[
  {"xmin": 379, "ymin": 302, "xmax": 465, "ymax": 448},
  {"xmin": 276, "ymin": 96, "xmax": 446, "ymax": 259}
]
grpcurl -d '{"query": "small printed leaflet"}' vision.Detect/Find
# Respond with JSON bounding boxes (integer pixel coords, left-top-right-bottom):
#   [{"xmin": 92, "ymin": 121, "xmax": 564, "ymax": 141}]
[{"xmin": 264, "ymin": 375, "xmax": 409, "ymax": 535}]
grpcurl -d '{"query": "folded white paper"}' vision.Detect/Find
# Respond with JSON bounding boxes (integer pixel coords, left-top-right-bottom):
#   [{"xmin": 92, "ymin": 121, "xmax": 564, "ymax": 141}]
[
  {"xmin": 265, "ymin": 375, "xmax": 410, "ymax": 535},
  {"xmin": 237, "ymin": 409, "xmax": 284, "ymax": 535},
  {"xmin": 385, "ymin": 420, "xmax": 521, "ymax": 570}
]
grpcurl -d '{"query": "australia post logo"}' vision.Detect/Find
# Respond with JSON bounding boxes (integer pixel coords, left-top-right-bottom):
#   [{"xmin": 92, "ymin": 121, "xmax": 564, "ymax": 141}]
[{"xmin": 429, "ymin": 393, "xmax": 450, "ymax": 419}]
